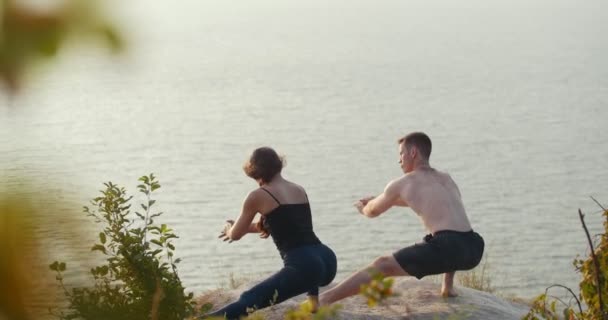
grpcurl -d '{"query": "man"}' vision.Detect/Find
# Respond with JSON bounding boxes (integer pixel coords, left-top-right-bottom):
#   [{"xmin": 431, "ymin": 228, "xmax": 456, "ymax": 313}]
[{"xmin": 319, "ymin": 132, "xmax": 484, "ymax": 306}]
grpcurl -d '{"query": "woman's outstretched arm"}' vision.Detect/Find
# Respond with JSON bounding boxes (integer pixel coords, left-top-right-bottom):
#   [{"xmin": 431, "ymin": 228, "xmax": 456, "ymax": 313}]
[{"xmin": 225, "ymin": 191, "xmax": 260, "ymax": 241}]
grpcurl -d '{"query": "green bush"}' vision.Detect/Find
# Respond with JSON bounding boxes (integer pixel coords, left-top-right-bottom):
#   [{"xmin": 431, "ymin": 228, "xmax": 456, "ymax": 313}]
[
  {"xmin": 524, "ymin": 201, "xmax": 608, "ymax": 320},
  {"xmin": 49, "ymin": 174, "xmax": 195, "ymax": 320},
  {"xmin": 574, "ymin": 206, "xmax": 608, "ymax": 319}
]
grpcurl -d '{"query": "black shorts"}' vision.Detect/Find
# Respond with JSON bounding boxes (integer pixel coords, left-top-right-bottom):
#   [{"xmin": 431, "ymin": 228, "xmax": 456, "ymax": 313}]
[{"xmin": 392, "ymin": 230, "xmax": 484, "ymax": 279}]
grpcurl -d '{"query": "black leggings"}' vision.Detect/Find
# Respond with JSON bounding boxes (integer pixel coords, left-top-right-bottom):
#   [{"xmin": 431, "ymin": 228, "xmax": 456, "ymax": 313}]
[{"xmin": 207, "ymin": 243, "xmax": 337, "ymax": 320}]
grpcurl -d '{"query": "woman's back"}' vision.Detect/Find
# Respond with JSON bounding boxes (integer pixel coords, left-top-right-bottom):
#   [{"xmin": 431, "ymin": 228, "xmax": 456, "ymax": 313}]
[
  {"xmin": 256, "ymin": 179, "xmax": 308, "ymax": 214},
  {"xmin": 257, "ymin": 179, "xmax": 321, "ymax": 254}
]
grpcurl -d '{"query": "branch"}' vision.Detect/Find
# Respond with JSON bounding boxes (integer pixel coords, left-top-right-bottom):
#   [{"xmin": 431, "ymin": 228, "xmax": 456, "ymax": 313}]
[
  {"xmin": 547, "ymin": 294, "xmax": 572, "ymax": 310},
  {"xmin": 590, "ymin": 196, "xmax": 607, "ymax": 211},
  {"xmin": 579, "ymin": 208, "xmax": 606, "ymax": 319},
  {"xmin": 545, "ymin": 284, "xmax": 583, "ymax": 315}
]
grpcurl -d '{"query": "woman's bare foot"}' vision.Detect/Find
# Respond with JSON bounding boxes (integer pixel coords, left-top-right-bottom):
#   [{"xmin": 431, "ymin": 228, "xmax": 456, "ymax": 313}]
[{"xmin": 301, "ymin": 295, "xmax": 319, "ymax": 313}]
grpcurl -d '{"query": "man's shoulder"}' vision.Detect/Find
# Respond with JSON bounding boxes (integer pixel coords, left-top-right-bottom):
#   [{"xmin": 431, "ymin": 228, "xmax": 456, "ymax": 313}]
[
  {"xmin": 434, "ymin": 169, "xmax": 456, "ymax": 182},
  {"xmin": 389, "ymin": 174, "xmax": 417, "ymax": 192},
  {"xmin": 391, "ymin": 174, "xmax": 410, "ymax": 184},
  {"xmin": 406, "ymin": 168, "xmax": 452, "ymax": 184}
]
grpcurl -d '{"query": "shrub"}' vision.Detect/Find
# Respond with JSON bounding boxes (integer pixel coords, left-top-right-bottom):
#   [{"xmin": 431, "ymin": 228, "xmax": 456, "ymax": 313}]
[
  {"xmin": 49, "ymin": 174, "xmax": 195, "ymax": 320},
  {"xmin": 524, "ymin": 199, "xmax": 608, "ymax": 320}
]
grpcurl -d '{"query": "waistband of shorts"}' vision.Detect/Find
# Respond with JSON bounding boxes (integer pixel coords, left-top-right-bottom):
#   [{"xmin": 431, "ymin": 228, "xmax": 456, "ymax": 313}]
[{"xmin": 432, "ymin": 229, "xmax": 475, "ymax": 237}]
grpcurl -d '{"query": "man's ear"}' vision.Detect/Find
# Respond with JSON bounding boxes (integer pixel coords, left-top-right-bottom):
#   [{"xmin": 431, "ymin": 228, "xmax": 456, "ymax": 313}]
[{"xmin": 409, "ymin": 146, "xmax": 418, "ymax": 158}]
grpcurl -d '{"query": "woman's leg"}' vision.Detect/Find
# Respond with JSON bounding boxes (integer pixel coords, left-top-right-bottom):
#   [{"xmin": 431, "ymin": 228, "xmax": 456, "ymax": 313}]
[
  {"xmin": 206, "ymin": 266, "xmax": 309, "ymax": 320},
  {"xmin": 303, "ymin": 244, "xmax": 337, "ymax": 312},
  {"xmin": 320, "ymin": 244, "xmax": 337, "ymax": 286}
]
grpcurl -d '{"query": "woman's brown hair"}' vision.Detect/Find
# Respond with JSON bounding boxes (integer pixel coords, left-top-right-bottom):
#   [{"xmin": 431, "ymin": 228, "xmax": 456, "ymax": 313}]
[
  {"xmin": 243, "ymin": 147, "xmax": 285, "ymax": 238},
  {"xmin": 243, "ymin": 147, "xmax": 285, "ymax": 184}
]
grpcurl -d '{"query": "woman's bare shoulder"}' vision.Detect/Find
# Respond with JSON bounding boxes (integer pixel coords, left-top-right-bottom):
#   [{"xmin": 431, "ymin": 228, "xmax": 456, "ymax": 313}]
[{"xmin": 245, "ymin": 188, "xmax": 267, "ymax": 202}]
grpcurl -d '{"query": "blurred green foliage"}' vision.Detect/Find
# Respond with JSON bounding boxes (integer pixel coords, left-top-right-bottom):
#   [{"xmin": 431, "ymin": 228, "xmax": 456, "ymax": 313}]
[
  {"xmin": 49, "ymin": 174, "xmax": 196, "ymax": 320},
  {"xmin": 0, "ymin": 195, "xmax": 39, "ymax": 320},
  {"xmin": 283, "ymin": 303, "xmax": 341, "ymax": 320},
  {"xmin": 0, "ymin": 0, "xmax": 124, "ymax": 93},
  {"xmin": 359, "ymin": 269, "xmax": 395, "ymax": 308},
  {"xmin": 0, "ymin": 182, "xmax": 84, "ymax": 320}
]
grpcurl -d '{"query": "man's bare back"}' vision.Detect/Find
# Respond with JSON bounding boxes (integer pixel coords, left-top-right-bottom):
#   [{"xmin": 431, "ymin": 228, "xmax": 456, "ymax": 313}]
[{"xmin": 397, "ymin": 168, "xmax": 472, "ymax": 234}]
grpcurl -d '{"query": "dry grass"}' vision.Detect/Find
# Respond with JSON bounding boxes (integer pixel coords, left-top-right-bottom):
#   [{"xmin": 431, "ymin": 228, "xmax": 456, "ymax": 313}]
[
  {"xmin": 219, "ymin": 272, "xmax": 252, "ymax": 290},
  {"xmin": 457, "ymin": 254, "xmax": 494, "ymax": 294}
]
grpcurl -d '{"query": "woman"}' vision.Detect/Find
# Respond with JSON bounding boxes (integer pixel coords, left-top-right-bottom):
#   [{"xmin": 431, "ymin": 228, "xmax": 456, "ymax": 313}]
[{"xmin": 206, "ymin": 147, "xmax": 337, "ymax": 319}]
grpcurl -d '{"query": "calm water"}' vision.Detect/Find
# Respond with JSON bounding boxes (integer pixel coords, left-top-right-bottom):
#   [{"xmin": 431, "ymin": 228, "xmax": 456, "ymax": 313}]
[{"xmin": 1, "ymin": 0, "xmax": 607, "ymax": 300}]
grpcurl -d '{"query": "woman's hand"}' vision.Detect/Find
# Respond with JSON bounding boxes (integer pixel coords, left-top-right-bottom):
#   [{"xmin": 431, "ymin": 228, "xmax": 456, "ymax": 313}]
[{"xmin": 218, "ymin": 220, "xmax": 235, "ymax": 243}]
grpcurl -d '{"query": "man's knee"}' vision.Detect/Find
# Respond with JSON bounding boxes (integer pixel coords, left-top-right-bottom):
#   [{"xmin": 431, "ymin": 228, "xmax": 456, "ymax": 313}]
[{"xmin": 370, "ymin": 255, "xmax": 405, "ymax": 276}]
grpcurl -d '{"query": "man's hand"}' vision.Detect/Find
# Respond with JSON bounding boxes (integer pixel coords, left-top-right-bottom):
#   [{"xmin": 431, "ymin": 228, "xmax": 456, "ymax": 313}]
[
  {"xmin": 354, "ymin": 196, "xmax": 375, "ymax": 215},
  {"xmin": 218, "ymin": 219, "xmax": 235, "ymax": 243}
]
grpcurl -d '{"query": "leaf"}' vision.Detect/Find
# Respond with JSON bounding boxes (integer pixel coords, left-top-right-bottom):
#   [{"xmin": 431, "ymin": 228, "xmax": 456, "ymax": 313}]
[
  {"xmin": 49, "ymin": 261, "xmax": 59, "ymax": 271},
  {"xmin": 150, "ymin": 239, "xmax": 163, "ymax": 247},
  {"xmin": 174, "ymin": 258, "xmax": 182, "ymax": 264},
  {"xmin": 99, "ymin": 232, "xmax": 106, "ymax": 244},
  {"xmin": 91, "ymin": 244, "xmax": 107, "ymax": 254},
  {"xmin": 150, "ymin": 212, "xmax": 163, "ymax": 219},
  {"xmin": 167, "ymin": 243, "xmax": 175, "ymax": 251},
  {"xmin": 59, "ymin": 262, "xmax": 66, "ymax": 272},
  {"xmin": 200, "ymin": 303, "xmax": 213, "ymax": 314},
  {"xmin": 99, "ymin": 25, "xmax": 124, "ymax": 52},
  {"xmin": 272, "ymin": 290, "xmax": 279, "ymax": 304}
]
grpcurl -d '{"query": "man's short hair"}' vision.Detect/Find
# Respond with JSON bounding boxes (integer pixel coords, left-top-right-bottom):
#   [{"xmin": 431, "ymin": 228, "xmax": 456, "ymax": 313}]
[{"xmin": 398, "ymin": 132, "xmax": 432, "ymax": 160}]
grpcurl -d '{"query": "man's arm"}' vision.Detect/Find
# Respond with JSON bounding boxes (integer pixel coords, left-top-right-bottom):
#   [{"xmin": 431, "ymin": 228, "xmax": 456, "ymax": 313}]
[{"xmin": 356, "ymin": 179, "xmax": 407, "ymax": 218}]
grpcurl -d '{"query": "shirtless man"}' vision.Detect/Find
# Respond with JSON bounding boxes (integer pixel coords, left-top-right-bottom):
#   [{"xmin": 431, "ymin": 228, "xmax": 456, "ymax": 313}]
[{"xmin": 319, "ymin": 132, "xmax": 484, "ymax": 306}]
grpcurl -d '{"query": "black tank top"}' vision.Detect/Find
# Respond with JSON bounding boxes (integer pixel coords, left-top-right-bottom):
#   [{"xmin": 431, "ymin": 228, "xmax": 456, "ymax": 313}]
[{"xmin": 260, "ymin": 188, "xmax": 321, "ymax": 254}]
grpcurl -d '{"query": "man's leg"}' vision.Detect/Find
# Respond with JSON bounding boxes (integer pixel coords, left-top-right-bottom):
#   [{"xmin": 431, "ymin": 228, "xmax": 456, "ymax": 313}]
[
  {"xmin": 319, "ymin": 255, "xmax": 408, "ymax": 306},
  {"xmin": 441, "ymin": 271, "xmax": 458, "ymax": 297}
]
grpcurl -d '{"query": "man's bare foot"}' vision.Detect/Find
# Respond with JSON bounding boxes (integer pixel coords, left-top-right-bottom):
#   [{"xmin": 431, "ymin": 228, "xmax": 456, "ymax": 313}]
[
  {"xmin": 441, "ymin": 272, "xmax": 457, "ymax": 297},
  {"xmin": 441, "ymin": 287, "xmax": 458, "ymax": 298}
]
